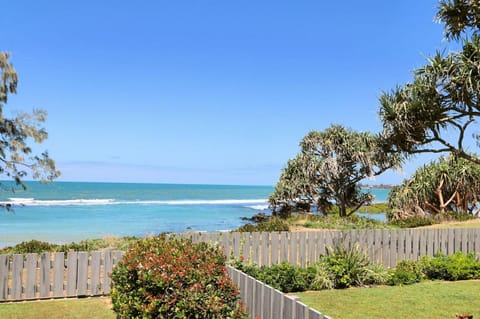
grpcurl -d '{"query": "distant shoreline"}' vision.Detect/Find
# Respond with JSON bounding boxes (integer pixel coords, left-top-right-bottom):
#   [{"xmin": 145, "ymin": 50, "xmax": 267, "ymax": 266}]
[{"xmin": 361, "ymin": 184, "xmax": 395, "ymax": 190}]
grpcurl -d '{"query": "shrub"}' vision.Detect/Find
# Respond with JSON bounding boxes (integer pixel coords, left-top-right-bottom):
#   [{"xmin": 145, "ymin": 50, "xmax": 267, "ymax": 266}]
[
  {"xmin": 421, "ymin": 252, "xmax": 480, "ymax": 281},
  {"xmin": 315, "ymin": 244, "xmax": 388, "ymax": 289},
  {"xmin": 110, "ymin": 235, "xmax": 247, "ymax": 319},
  {"xmin": 389, "ymin": 216, "xmax": 435, "ymax": 228},
  {"xmin": 0, "ymin": 237, "xmax": 141, "ymax": 254},
  {"xmin": 235, "ymin": 262, "xmax": 311, "ymax": 293},
  {"xmin": 300, "ymin": 214, "xmax": 386, "ymax": 230},
  {"xmin": 4, "ymin": 240, "xmax": 57, "ymax": 254},
  {"xmin": 310, "ymin": 262, "xmax": 335, "ymax": 290},
  {"xmin": 235, "ymin": 217, "xmax": 290, "ymax": 232},
  {"xmin": 440, "ymin": 211, "xmax": 476, "ymax": 222},
  {"xmin": 388, "ymin": 260, "xmax": 425, "ymax": 285},
  {"xmin": 233, "ymin": 260, "xmax": 315, "ymax": 293}
]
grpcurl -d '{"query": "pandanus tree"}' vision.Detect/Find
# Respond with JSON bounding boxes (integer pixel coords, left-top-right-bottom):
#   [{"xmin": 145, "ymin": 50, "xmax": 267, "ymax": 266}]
[
  {"xmin": 0, "ymin": 52, "xmax": 59, "ymax": 190},
  {"xmin": 388, "ymin": 154, "xmax": 480, "ymax": 220},
  {"xmin": 379, "ymin": 0, "xmax": 480, "ymax": 165},
  {"xmin": 269, "ymin": 125, "xmax": 401, "ymax": 217}
]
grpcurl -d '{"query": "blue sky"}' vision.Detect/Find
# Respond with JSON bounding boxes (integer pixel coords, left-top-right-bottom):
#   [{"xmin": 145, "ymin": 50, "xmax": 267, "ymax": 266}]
[{"xmin": 1, "ymin": 0, "xmax": 453, "ymax": 185}]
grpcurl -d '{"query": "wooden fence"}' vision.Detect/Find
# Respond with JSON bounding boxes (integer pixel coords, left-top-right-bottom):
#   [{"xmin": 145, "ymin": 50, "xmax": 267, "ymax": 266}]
[
  {"xmin": 0, "ymin": 251, "xmax": 123, "ymax": 302},
  {"xmin": 1, "ymin": 228, "xmax": 480, "ymax": 304},
  {"xmin": 227, "ymin": 266, "xmax": 331, "ymax": 319},
  {"xmin": 185, "ymin": 227, "xmax": 480, "ymax": 268}
]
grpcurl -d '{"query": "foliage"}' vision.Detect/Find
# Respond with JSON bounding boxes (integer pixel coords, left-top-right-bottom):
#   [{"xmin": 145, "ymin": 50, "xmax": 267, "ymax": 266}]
[
  {"xmin": 421, "ymin": 252, "xmax": 480, "ymax": 281},
  {"xmin": 235, "ymin": 244, "xmax": 389, "ymax": 292},
  {"xmin": 379, "ymin": 0, "xmax": 480, "ymax": 165},
  {"xmin": 442, "ymin": 210, "xmax": 478, "ymax": 222},
  {"xmin": 269, "ymin": 125, "xmax": 401, "ymax": 218},
  {"xmin": 110, "ymin": 235, "xmax": 247, "ymax": 319},
  {"xmin": 298, "ymin": 214, "xmax": 387, "ymax": 230},
  {"xmin": 315, "ymin": 244, "xmax": 388, "ymax": 289},
  {"xmin": 234, "ymin": 217, "xmax": 290, "ymax": 232},
  {"xmin": 4, "ymin": 240, "xmax": 58, "ymax": 254},
  {"xmin": 437, "ymin": 0, "xmax": 480, "ymax": 41},
  {"xmin": 384, "ymin": 251, "xmax": 480, "ymax": 283},
  {"xmin": 235, "ymin": 262, "xmax": 314, "ymax": 293},
  {"xmin": 388, "ymin": 216, "xmax": 436, "ymax": 228},
  {"xmin": 0, "ymin": 237, "xmax": 140, "ymax": 254},
  {"xmin": 0, "ymin": 52, "xmax": 59, "ymax": 192},
  {"xmin": 388, "ymin": 260, "xmax": 425, "ymax": 285},
  {"xmin": 388, "ymin": 155, "xmax": 480, "ymax": 220}
]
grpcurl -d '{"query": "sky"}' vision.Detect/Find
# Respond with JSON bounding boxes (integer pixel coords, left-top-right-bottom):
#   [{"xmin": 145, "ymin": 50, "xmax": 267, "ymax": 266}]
[{"xmin": 0, "ymin": 0, "xmax": 457, "ymax": 186}]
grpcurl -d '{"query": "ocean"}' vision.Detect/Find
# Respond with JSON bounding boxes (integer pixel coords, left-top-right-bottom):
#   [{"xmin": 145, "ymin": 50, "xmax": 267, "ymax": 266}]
[{"xmin": 0, "ymin": 182, "xmax": 389, "ymax": 247}]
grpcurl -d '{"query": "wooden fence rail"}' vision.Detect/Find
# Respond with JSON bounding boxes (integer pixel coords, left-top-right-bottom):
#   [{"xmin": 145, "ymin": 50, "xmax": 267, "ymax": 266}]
[{"xmin": 0, "ymin": 250, "xmax": 123, "ymax": 302}]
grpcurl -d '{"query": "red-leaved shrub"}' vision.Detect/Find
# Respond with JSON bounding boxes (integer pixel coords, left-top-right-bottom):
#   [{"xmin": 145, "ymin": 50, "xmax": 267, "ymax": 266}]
[{"xmin": 110, "ymin": 235, "xmax": 247, "ymax": 318}]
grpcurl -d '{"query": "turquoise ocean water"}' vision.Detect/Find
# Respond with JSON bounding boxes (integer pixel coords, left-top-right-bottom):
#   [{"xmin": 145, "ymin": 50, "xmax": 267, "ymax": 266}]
[{"xmin": 0, "ymin": 182, "xmax": 389, "ymax": 247}]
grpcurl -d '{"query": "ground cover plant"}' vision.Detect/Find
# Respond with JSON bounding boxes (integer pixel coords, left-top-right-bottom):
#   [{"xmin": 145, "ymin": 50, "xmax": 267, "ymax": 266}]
[{"xmin": 110, "ymin": 235, "xmax": 247, "ymax": 319}]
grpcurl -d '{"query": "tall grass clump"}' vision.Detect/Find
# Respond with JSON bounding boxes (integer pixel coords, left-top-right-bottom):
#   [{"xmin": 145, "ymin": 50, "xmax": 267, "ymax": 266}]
[{"xmin": 312, "ymin": 244, "xmax": 390, "ymax": 289}]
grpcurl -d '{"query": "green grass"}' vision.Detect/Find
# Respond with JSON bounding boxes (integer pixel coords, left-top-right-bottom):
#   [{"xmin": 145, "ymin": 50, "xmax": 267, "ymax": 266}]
[
  {"xmin": 294, "ymin": 280, "xmax": 480, "ymax": 319},
  {"xmin": 290, "ymin": 213, "xmax": 391, "ymax": 230},
  {"xmin": 356, "ymin": 202, "xmax": 389, "ymax": 214},
  {"xmin": 0, "ymin": 297, "xmax": 115, "ymax": 319},
  {"xmin": 424, "ymin": 220, "xmax": 480, "ymax": 229}
]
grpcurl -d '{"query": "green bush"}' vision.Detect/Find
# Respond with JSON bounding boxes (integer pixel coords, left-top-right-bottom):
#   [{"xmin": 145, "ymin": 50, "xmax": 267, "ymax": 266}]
[
  {"xmin": 4, "ymin": 240, "xmax": 57, "ymax": 254},
  {"xmin": 0, "ymin": 237, "xmax": 140, "ymax": 254},
  {"xmin": 388, "ymin": 260, "xmax": 425, "ymax": 285},
  {"xmin": 421, "ymin": 252, "xmax": 480, "ymax": 281},
  {"xmin": 314, "ymin": 244, "xmax": 388, "ymax": 289},
  {"xmin": 300, "ymin": 214, "xmax": 387, "ymax": 230},
  {"xmin": 235, "ymin": 217, "xmax": 290, "ymax": 232},
  {"xmin": 235, "ymin": 262, "xmax": 312, "ymax": 293},
  {"xmin": 440, "ymin": 210, "xmax": 476, "ymax": 222},
  {"xmin": 110, "ymin": 235, "xmax": 247, "ymax": 319},
  {"xmin": 388, "ymin": 216, "xmax": 435, "ymax": 228}
]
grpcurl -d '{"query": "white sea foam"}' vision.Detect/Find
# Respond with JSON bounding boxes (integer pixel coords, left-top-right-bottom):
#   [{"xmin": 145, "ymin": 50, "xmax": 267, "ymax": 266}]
[
  {"xmin": 1, "ymin": 198, "xmax": 268, "ymax": 207},
  {"xmin": 246, "ymin": 205, "xmax": 269, "ymax": 210}
]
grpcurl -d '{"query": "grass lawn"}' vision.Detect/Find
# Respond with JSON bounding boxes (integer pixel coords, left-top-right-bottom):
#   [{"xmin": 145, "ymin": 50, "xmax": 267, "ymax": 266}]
[
  {"xmin": 0, "ymin": 297, "xmax": 115, "ymax": 319},
  {"xmin": 424, "ymin": 220, "xmax": 480, "ymax": 228},
  {"xmin": 294, "ymin": 280, "xmax": 480, "ymax": 319}
]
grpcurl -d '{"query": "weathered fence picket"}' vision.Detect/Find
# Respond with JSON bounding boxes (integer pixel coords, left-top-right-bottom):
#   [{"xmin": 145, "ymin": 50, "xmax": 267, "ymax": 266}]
[
  {"xmin": 1, "ymin": 228, "xmax": 480, "ymax": 303},
  {"xmin": 0, "ymin": 250, "xmax": 123, "ymax": 302}
]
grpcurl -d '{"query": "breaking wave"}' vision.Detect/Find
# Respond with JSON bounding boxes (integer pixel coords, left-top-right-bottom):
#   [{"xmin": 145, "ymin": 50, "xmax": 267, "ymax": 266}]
[{"xmin": 1, "ymin": 197, "xmax": 268, "ymax": 207}]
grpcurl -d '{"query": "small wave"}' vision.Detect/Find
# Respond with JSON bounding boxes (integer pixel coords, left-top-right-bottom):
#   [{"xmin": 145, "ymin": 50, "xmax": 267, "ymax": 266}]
[
  {"xmin": 1, "ymin": 198, "xmax": 267, "ymax": 207},
  {"xmin": 1, "ymin": 198, "xmax": 115, "ymax": 206},
  {"xmin": 246, "ymin": 205, "xmax": 270, "ymax": 210},
  {"xmin": 124, "ymin": 199, "xmax": 268, "ymax": 206}
]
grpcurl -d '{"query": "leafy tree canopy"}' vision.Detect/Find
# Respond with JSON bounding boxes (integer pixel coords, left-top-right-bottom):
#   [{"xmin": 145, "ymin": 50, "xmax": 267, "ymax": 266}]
[
  {"xmin": 0, "ymin": 52, "xmax": 59, "ymax": 190},
  {"xmin": 379, "ymin": 0, "xmax": 480, "ymax": 164},
  {"xmin": 388, "ymin": 154, "xmax": 480, "ymax": 220},
  {"xmin": 269, "ymin": 125, "xmax": 401, "ymax": 217}
]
